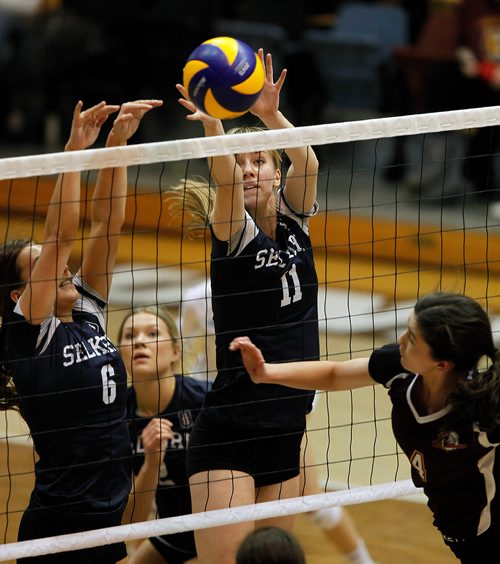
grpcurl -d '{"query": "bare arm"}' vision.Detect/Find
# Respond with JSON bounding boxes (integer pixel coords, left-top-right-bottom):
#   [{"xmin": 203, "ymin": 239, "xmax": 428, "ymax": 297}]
[
  {"xmin": 79, "ymin": 100, "xmax": 163, "ymax": 298},
  {"xmin": 250, "ymin": 50, "xmax": 319, "ymax": 214},
  {"xmin": 229, "ymin": 336, "xmax": 376, "ymax": 391},
  {"xmin": 122, "ymin": 417, "xmax": 173, "ymax": 524},
  {"xmin": 177, "ymin": 84, "xmax": 245, "ymax": 242},
  {"xmin": 18, "ymin": 101, "xmax": 119, "ymax": 323}
]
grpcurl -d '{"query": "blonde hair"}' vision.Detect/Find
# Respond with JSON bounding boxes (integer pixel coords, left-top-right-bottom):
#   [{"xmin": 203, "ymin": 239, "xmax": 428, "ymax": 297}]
[
  {"xmin": 226, "ymin": 125, "xmax": 283, "ymax": 169},
  {"xmin": 117, "ymin": 306, "xmax": 182, "ymax": 375},
  {"xmin": 166, "ymin": 127, "xmax": 283, "ymax": 240},
  {"xmin": 166, "ymin": 177, "xmax": 215, "ymax": 240}
]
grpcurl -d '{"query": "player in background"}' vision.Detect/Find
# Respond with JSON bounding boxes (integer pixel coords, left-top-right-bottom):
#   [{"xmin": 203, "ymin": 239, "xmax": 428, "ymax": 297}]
[{"xmin": 119, "ymin": 306, "xmax": 210, "ymax": 563}]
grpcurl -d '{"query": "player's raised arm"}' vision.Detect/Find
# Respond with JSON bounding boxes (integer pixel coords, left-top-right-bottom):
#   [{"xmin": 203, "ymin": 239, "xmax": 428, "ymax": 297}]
[
  {"xmin": 250, "ymin": 50, "xmax": 319, "ymax": 214},
  {"xmin": 177, "ymin": 83, "xmax": 245, "ymax": 241},
  {"xmin": 18, "ymin": 101, "xmax": 119, "ymax": 324},
  {"xmin": 79, "ymin": 100, "xmax": 163, "ymax": 299},
  {"xmin": 229, "ymin": 336, "xmax": 374, "ymax": 391}
]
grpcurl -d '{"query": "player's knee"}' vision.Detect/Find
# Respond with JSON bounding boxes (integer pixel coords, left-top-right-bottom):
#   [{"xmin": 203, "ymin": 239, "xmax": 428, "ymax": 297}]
[{"xmin": 309, "ymin": 506, "xmax": 344, "ymax": 529}]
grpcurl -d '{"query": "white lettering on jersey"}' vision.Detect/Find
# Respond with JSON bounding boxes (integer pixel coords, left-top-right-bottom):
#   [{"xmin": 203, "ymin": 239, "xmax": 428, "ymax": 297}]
[
  {"xmin": 135, "ymin": 430, "xmax": 189, "ymax": 486},
  {"xmin": 280, "ymin": 264, "xmax": 303, "ymax": 307},
  {"xmin": 254, "ymin": 236, "xmax": 303, "ymax": 271},
  {"xmin": 101, "ymin": 364, "xmax": 117, "ymax": 404},
  {"xmin": 62, "ymin": 335, "xmax": 118, "ymax": 367},
  {"xmin": 135, "ymin": 431, "xmax": 189, "ymax": 456}
]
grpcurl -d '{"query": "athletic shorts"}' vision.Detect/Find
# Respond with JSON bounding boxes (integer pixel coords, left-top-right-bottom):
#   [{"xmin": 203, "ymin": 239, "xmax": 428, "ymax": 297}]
[
  {"xmin": 17, "ymin": 498, "xmax": 127, "ymax": 563},
  {"xmin": 150, "ymin": 531, "xmax": 196, "ymax": 564},
  {"xmin": 186, "ymin": 411, "xmax": 304, "ymax": 487}
]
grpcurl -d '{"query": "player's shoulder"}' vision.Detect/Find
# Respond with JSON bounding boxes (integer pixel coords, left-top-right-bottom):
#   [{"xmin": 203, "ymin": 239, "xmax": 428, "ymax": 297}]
[
  {"xmin": 369, "ymin": 343, "xmax": 408, "ymax": 385},
  {"xmin": 176, "ymin": 374, "xmax": 211, "ymax": 398}
]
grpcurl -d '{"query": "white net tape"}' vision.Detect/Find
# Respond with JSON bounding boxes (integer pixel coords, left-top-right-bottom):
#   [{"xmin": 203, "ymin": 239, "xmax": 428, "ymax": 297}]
[
  {"xmin": 0, "ymin": 106, "xmax": 498, "ymax": 180},
  {"xmin": 0, "ymin": 480, "xmax": 420, "ymax": 561}
]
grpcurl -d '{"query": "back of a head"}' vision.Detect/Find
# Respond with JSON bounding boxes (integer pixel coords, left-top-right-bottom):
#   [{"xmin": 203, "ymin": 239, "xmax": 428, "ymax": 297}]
[
  {"xmin": 236, "ymin": 527, "xmax": 306, "ymax": 564},
  {"xmin": 414, "ymin": 292, "xmax": 495, "ymax": 371}
]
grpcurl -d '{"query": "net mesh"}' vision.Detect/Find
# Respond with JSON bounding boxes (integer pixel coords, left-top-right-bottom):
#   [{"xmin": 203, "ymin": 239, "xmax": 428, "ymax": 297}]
[{"xmin": 0, "ymin": 106, "xmax": 499, "ymax": 560}]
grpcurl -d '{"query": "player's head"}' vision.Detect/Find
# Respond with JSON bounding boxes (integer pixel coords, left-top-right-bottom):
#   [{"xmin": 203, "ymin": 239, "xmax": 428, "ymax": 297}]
[
  {"xmin": 404, "ymin": 293, "xmax": 500, "ymax": 431},
  {"xmin": 0, "ymin": 239, "xmax": 34, "ymax": 412},
  {"xmin": 413, "ymin": 292, "xmax": 495, "ymax": 373},
  {"xmin": 0, "ymin": 240, "xmax": 78, "ymax": 319},
  {"xmin": 236, "ymin": 526, "xmax": 306, "ymax": 564},
  {"xmin": 0, "ymin": 239, "xmax": 34, "ymax": 323},
  {"xmin": 228, "ymin": 125, "xmax": 282, "ymax": 170},
  {"xmin": 228, "ymin": 126, "xmax": 283, "ymax": 214},
  {"xmin": 117, "ymin": 306, "xmax": 181, "ymax": 380}
]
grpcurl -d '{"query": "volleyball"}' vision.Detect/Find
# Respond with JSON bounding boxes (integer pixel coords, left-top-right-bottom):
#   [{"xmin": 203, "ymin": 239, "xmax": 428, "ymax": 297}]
[{"xmin": 183, "ymin": 36, "xmax": 265, "ymax": 120}]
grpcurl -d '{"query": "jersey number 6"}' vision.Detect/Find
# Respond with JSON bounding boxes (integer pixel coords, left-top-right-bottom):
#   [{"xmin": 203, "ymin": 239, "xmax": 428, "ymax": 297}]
[{"xmin": 101, "ymin": 364, "xmax": 117, "ymax": 405}]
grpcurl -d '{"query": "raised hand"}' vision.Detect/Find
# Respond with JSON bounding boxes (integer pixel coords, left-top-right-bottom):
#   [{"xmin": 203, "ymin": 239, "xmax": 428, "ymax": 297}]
[
  {"xmin": 176, "ymin": 83, "xmax": 221, "ymax": 125},
  {"xmin": 229, "ymin": 336, "xmax": 268, "ymax": 383},
  {"xmin": 250, "ymin": 50, "xmax": 287, "ymax": 120},
  {"xmin": 65, "ymin": 100, "xmax": 120, "ymax": 152},
  {"xmin": 109, "ymin": 99, "xmax": 163, "ymax": 144}
]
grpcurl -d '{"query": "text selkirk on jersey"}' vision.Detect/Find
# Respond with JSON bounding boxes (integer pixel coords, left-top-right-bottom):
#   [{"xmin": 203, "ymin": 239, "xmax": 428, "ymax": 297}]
[
  {"xmin": 208, "ymin": 190, "xmax": 319, "ymax": 429},
  {"xmin": 6, "ymin": 276, "xmax": 131, "ymax": 513}
]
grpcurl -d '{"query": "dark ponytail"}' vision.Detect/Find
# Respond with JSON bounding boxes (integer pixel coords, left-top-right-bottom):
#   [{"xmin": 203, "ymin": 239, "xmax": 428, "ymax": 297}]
[
  {"xmin": 415, "ymin": 293, "xmax": 500, "ymax": 431},
  {"xmin": 0, "ymin": 239, "xmax": 32, "ymax": 411}
]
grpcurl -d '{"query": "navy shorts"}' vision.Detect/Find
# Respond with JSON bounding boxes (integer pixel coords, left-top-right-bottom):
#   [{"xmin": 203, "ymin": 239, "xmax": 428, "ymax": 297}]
[
  {"xmin": 187, "ymin": 411, "xmax": 304, "ymax": 487},
  {"xmin": 17, "ymin": 499, "xmax": 127, "ymax": 563},
  {"xmin": 149, "ymin": 531, "xmax": 196, "ymax": 564}
]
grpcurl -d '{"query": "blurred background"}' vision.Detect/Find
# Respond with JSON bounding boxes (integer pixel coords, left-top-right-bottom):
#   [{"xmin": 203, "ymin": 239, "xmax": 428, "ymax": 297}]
[
  {"xmin": 0, "ymin": 1, "xmax": 462, "ymax": 147},
  {"xmin": 4, "ymin": 0, "xmax": 499, "ymax": 220}
]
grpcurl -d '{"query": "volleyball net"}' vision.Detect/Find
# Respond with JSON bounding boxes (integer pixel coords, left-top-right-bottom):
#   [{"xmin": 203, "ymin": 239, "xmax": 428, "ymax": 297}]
[{"xmin": 1, "ymin": 106, "xmax": 500, "ymax": 560}]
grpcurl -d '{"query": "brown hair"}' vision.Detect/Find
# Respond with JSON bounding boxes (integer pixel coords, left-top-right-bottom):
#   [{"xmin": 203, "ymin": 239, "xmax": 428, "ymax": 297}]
[
  {"xmin": 0, "ymin": 239, "xmax": 33, "ymax": 411},
  {"xmin": 415, "ymin": 292, "xmax": 500, "ymax": 431}
]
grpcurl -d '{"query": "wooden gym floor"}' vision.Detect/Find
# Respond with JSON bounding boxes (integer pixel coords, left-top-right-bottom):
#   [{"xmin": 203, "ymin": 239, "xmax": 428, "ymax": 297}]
[{"xmin": 1, "ymin": 175, "xmax": 497, "ymax": 562}]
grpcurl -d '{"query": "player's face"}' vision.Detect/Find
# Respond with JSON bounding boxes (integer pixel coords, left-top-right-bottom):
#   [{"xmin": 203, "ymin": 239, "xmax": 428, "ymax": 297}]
[
  {"xmin": 398, "ymin": 312, "xmax": 440, "ymax": 376},
  {"xmin": 119, "ymin": 311, "xmax": 180, "ymax": 380},
  {"xmin": 15, "ymin": 244, "xmax": 78, "ymax": 307},
  {"xmin": 236, "ymin": 151, "xmax": 280, "ymax": 212}
]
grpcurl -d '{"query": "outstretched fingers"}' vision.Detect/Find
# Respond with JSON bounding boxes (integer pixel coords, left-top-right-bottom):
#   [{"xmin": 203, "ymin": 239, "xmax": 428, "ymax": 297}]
[
  {"xmin": 176, "ymin": 83, "xmax": 219, "ymax": 123},
  {"xmin": 229, "ymin": 336, "xmax": 267, "ymax": 381},
  {"xmin": 110, "ymin": 99, "xmax": 163, "ymax": 143},
  {"xmin": 66, "ymin": 100, "xmax": 120, "ymax": 151},
  {"xmin": 250, "ymin": 49, "xmax": 287, "ymax": 118},
  {"xmin": 229, "ymin": 336, "xmax": 254, "ymax": 352}
]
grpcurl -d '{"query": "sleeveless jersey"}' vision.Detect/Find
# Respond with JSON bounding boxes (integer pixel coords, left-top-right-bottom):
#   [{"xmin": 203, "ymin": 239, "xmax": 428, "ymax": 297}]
[
  {"xmin": 6, "ymin": 276, "xmax": 131, "ymax": 513},
  {"xmin": 126, "ymin": 376, "xmax": 210, "ymax": 551},
  {"xmin": 207, "ymin": 191, "xmax": 319, "ymax": 429},
  {"xmin": 369, "ymin": 343, "xmax": 500, "ymax": 540}
]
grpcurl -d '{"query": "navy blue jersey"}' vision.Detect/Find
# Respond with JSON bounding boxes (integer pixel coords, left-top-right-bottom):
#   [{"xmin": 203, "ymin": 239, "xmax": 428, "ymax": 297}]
[
  {"xmin": 207, "ymin": 191, "xmax": 318, "ymax": 429},
  {"xmin": 126, "ymin": 375, "xmax": 210, "ymax": 553},
  {"xmin": 369, "ymin": 343, "xmax": 500, "ymax": 540},
  {"xmin": 6, "ymin": 276, "xmax": 131, "ymax": 513}
]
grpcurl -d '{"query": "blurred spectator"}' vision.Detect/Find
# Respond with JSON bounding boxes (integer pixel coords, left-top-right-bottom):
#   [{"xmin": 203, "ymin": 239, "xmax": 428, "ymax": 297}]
[
  {"xmin": 3, "ymin": 0, "xmax": 215, "ymax": 146},
  {"xmin": 0, "ymin": 0, "xmax": 43, "ymax": 143},
  {"xmin": 385, "ymin": 0, "xmax": 500, "ymax": 210},
  {"xmin": 416, "ymin": 0, "xmax": 500, "ymax": 208},
  {"xmin": 400, "ymin": 0, "xmax": 430, "ymax": 44}
]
